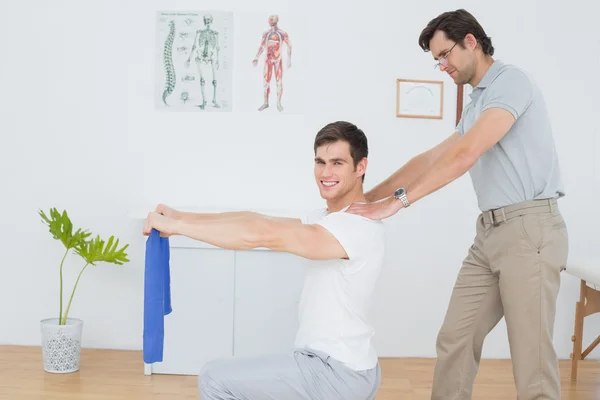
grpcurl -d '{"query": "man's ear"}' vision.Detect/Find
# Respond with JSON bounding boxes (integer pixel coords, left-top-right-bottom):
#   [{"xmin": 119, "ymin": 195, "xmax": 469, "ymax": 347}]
[
  {"xmin": 357, "ymin": 157, "xmax": 368, "ymax": 178},
  {"xmin": 464, "ymin": 33, "xmax": 478, "ymax": 51}
]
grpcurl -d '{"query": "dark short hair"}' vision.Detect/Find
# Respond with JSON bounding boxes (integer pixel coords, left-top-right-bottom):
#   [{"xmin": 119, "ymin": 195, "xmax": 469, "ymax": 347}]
[
  {"xmin": 418, "ymin": 9, "xmax": 494, "ymax": 56},
  {"xmin": 314, "ymin": 121, "xmax": 368, "ymax": 182}
]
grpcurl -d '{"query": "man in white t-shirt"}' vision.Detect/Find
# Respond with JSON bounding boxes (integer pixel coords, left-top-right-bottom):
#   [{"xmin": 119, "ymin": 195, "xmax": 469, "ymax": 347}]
[{"xmin": 143, "ymin": 121, "xmax": 386, "ymax": 400}]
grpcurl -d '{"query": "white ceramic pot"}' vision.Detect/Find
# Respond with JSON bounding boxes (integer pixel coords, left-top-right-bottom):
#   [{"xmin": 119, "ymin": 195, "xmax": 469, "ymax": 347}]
[{"xmin": 40, "ymin": 318, "xmax": 83, "ymax": 373}]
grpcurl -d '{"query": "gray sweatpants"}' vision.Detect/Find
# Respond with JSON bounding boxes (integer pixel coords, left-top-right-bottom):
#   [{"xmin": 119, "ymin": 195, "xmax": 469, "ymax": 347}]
[{"xmin": 198, "ymin": 348, "xmax": 381, "ymax": 400}]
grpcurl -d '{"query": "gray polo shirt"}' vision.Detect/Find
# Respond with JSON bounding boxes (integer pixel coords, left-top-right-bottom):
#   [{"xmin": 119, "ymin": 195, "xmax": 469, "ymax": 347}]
[{"xmin": 456, "ymin": 60, "xmax": 564, "ymax": 211}]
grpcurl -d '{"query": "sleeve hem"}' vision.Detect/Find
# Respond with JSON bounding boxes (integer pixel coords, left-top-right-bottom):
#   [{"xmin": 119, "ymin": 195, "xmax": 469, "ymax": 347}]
[{"xmin": 481, "ymin": 102, "xmax": 519, "ymax": 120}]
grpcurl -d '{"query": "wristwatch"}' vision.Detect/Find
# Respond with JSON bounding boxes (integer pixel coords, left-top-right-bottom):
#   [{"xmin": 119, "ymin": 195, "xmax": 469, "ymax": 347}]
[{"xmin": 393, "ymin": 187, "xmax": 410, "ymax": 208}]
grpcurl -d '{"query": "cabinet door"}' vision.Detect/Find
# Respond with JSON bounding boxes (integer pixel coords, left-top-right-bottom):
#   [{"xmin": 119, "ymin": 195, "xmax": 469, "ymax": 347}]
[
  {"xmin": 150, "ymin": 248, "xmax": 235, "ymax": 375},
  {"xmin": 232, "ymin": 250, "xmax": 308, "ymax": 357}
]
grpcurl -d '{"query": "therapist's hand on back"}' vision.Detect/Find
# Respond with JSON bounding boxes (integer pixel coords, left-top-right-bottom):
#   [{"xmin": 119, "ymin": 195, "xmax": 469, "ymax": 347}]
[{"xmin": 346, "ymin": 196, "xmax": 403, "ymax": 220}]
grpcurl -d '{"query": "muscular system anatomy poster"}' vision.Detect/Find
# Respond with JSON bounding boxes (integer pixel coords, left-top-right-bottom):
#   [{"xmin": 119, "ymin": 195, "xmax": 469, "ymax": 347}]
[
  {"xmin": 235, "ymin": 12, "xmax": 304, "ymax": 114},
  {"xmin": 156, "ymin": 11, "xmax": 233, "ymax": 112}
]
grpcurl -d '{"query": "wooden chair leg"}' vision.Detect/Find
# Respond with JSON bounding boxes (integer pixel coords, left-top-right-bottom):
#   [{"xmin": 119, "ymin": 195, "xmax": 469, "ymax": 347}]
[
  {"xmin": 570, "ymin": 279, "xmax": 600, "ymax": 381},
  {"xmin": 570, "ymin": 280, "xmax": 585, "ymax": 381}
]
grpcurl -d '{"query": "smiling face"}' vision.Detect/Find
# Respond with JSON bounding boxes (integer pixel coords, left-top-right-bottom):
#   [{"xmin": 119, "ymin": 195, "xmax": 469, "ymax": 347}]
[
  {"xmin": 429, "ymin": 30, "xmax": 478, "ymax": 85},
  {"xmin": 314, "ymin": 140, "xmax": 366, "ymax": 202}
]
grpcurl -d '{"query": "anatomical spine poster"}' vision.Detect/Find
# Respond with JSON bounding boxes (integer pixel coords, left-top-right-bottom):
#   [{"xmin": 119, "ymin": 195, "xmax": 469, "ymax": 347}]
[{"xmin": 156, "ymin": 11, "xmax": 233, "ymax": 112}]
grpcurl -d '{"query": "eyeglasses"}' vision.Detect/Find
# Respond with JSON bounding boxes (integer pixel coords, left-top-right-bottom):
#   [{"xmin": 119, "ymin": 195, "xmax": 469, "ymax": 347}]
[{"xmin": 434, "ymin": 42, "xmax": 457, "ymax": 69}]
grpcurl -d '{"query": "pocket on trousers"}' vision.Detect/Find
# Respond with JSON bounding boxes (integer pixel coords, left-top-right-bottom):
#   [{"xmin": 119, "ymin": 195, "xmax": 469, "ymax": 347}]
[
  {"xmin": 520, "ymin": 214, "xmax": 542, "ymax": 251},
  {"xmin": 539, "ymin": 212, "xmax": 567, "ymax": 231},
  {"xmin": 539, "ymin": 213, "xmax": 569, "ymax": 271}
]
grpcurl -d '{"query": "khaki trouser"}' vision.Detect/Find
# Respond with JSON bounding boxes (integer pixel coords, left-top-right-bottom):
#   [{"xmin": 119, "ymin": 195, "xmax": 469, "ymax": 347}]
[{"xmin": 431, "ymin": 198, "xmax": 569, "ymax": 400}]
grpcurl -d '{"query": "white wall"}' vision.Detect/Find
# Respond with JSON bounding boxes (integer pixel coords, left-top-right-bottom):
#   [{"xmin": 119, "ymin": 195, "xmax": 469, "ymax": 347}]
[{"xmin": 1, "ymin": 0, "xmax": 599, "ymax": 362}]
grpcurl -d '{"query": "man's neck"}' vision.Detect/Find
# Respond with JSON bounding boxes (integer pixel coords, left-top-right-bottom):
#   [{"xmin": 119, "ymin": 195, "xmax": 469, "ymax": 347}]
[
  {"xmin": 469, "ymin": 55, "xmax": 495, "ymax": 87},
  {"xmin": 326, "ymin": 190, "xmax": 366, "ymax": 213}
]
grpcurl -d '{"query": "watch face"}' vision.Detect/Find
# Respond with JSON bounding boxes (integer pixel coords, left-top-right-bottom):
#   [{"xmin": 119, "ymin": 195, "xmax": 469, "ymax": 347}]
[{"xmin": 395, "ymin": 188, "xmax": 405, "ymax": 197}]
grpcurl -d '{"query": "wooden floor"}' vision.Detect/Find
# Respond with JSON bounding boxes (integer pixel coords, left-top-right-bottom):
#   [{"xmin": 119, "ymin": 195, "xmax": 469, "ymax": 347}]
[{"xmin": 0, "ymin": 346, "xmax": 598, "ymax": 399}]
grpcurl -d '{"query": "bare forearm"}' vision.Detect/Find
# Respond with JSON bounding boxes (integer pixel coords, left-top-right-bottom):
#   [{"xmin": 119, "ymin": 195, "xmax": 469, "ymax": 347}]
[
  {"xmin": 173, "ymin": 214, "xmax": 268, "ymax": 250},
  {"xmin": 366, "ymin": 133, "xmax": 462, "ymax": 202},
  {"xmin": 405, "ymin": 145, "xmax": 474, "ymax": 205},
  {"xmin": 175, "ymin": 210, "xmax": 258, "ymax": 222},
  {"xmin": 365, "ymin": 152, "xmax": 433, "ymax": 202}
]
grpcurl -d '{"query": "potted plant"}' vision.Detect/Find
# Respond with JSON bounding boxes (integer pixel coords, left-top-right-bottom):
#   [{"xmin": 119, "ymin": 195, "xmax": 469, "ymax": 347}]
[{"xmin": 39, "ymin": 208, "xmax": 130, "ymax": 373}]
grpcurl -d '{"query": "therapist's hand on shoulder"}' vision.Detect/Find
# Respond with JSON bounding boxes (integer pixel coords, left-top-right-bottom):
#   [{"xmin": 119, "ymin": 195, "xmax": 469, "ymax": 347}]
[{"xmin": 346, "ymin": 196, "xmax": 403, "ymax": 220}]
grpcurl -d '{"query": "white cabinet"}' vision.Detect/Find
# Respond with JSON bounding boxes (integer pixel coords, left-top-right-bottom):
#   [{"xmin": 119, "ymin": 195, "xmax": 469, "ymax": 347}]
[
  {"xmin": 148, "ymin": 247, "xmax": 236, "ymax": 375},
  {"xmin": 144, "ymin": 242, "xmax": 308, "ymax": 375},
  {"xmin": 233, "ymin": 250, "xmax": 307, "ymax": 357}
]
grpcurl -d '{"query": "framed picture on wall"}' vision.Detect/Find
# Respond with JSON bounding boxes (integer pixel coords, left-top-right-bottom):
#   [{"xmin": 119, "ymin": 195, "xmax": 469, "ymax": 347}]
[
  {"xmin": 396, "ymin": 79, "xmax": 444, "ymax": 119},
  {"xmin": 455, "ymin": 84, "xmax": 473, "ymax": 125}
]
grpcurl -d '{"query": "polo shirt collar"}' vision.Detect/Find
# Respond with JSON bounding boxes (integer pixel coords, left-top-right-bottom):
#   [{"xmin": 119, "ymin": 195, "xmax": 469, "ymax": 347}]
[{"xmin": 474, "ymin": 59, "xmax": 504, "ymax": 89}]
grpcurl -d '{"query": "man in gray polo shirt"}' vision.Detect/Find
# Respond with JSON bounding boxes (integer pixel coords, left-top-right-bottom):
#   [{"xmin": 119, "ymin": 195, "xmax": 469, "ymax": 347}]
[{"xmin": 347, "ymin": 8, "xmax": 568, "ymax": 400}]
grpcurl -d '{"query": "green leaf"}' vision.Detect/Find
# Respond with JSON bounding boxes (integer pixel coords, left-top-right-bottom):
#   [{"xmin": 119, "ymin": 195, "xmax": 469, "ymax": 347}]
[
  {"xmin": 39, "ymin": 208, "xmax": 90, "ymax": 250},
  {"xmin": 40, "ymin": 207, "xmax": 131, "ymax": 325},
  {"xmin": 74, "ymin": 234, "xmax": 130, "ymax": 266}
]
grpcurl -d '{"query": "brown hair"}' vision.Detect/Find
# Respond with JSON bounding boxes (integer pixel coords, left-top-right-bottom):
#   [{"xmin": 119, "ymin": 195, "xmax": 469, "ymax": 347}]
[
  {"xmin": 418, "ymin": 9, "xmax": 494, "ymax": 56},
  {"xmin": 314, "ymin": 121, "xmax": 368, "ymax": 182}
]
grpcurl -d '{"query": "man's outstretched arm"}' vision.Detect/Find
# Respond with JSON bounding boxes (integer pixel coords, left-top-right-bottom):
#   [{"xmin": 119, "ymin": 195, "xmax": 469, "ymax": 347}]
[
  {"xmin": 144, "ymin": 211, "xmax": 347, "ymax": 261},
  {"xmin": 405, "ymin": 107, "xmax": 516, "ymax": 205},
  {"xmin": 373, "ymin": 69, "xmax": 532, "ymax": 208},
  {"xmin": 365, "ymin": 132, "xmax": 460, "ymax": 202},
  {"xmin": 154, "ymin": 203, "xmax": 302, "ymax": 224},
  {"xmin": 346, "ymin": 108, "xmax": 516, "ymax": 220}
]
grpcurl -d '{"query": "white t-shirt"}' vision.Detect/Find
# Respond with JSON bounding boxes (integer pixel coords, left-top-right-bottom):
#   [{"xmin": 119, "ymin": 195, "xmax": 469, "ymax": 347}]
[{"xmin": 293, "ymin": 207, "xmax": 386, "ymax": 371}]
